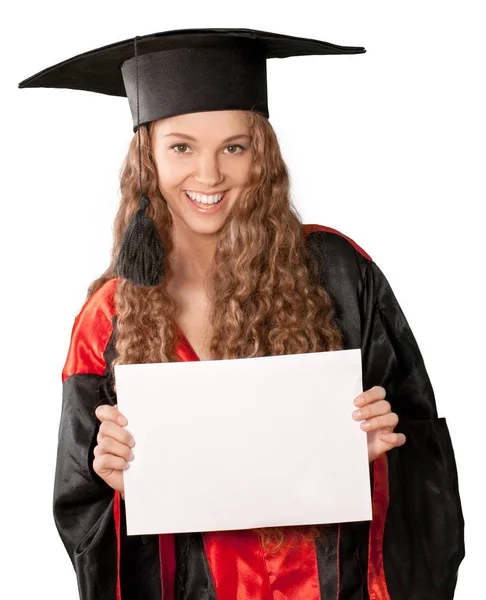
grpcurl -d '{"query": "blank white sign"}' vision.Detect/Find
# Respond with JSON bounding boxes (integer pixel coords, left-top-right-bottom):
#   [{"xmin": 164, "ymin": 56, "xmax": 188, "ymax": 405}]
[{"xmin": 114, "ymin": 348, "xmax": 372, "ymax": 535}]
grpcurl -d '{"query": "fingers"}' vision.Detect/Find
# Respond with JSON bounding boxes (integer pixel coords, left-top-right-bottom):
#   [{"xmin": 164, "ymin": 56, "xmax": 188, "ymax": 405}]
[
  {"xmin": 352, "ymin": 399, "xmax": 391, "ymax": 421},
  {"xmin": 95, "ymin": 404, "xmax": 134, "ymax": 447},
  {"xmin": 359, "ymin": 412, "xmax": 399, "ymax": 431},
  {"xmin": 352, "ymin": 396, "xmax": 399, "ymax": 434},
  {"xmin": 93, "ymin": 453, "xmax": 130, "ymax": 474},
  {"xmin": 354, "ymin": 386, "xmax": 386, "ymax": 407},
  {"xmin": 92, "ymin": 404, "xmax": 132, "ymax": 495},
  {"xmin": 96, "ymin": 419, "xmax": 135, "ymax": 448},
  {"xmin": 94, "ymin": 435, "xmax": 135, "ymax": 463},
  {"xmin": 95, "ymin": 404, "xmax": 128, "ymax": 426},
  {"xmin": 93, "ymin": 412, "xmax": 135, "ymax": 481},
  {"xmin": 378, "ymin": 432, "xmax": 407, "ymax": 447}
]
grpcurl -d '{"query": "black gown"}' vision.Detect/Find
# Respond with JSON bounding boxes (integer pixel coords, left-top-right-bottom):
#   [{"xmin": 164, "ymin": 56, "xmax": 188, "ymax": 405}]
[{"xmin": 54, "ymin": 224, "xmax": 465, "ymax": 599}]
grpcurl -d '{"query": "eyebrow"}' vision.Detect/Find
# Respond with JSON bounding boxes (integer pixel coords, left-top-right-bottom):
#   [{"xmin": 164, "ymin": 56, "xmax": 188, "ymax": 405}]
[{"xmin": 164, "ymin": 133, "xmax": 250, "ymax": 143}]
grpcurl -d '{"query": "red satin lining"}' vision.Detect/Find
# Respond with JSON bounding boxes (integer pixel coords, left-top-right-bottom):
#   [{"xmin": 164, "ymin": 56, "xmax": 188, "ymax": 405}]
[
  {"xmin": 174, "ymin": 322, "xmax": 200, "ymax": 362},
  {"xmin": 302, "ymin": 224, "xmax": 372, "ymax": 262},
  {"xmin": 203, "ymin": 530, "xmax": 272, "ymax": 599},
  {"xmin": 159, "ymin": 534, "xmax": 176, "ymax": 600},
  {"xmin": 262, "ymin": 531, "xmax": 321, "ymax": 600},
  {"xmin": 203, "ymin": 529, "xmax": 321, "ymax": 600},
  {"xmin": 367, "ymin": 455, "xmax": 391, "ymax": 600},
  {"xmin": 114, "ymin": 490, "xmax": 122, "ymax": 600},
  {"xmin": 62, "ymin": 278, "xmax": 119, "ymax": 381}
]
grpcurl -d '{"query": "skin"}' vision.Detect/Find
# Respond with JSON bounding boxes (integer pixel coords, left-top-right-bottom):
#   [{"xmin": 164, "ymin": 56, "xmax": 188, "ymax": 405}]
[
  {"xmin": 151, "ymin": 110, "xmax": 253, "ymax": 288},
  {"xmin": 93, "ymin": 111, "xmax": 407, "ymax": 496}
]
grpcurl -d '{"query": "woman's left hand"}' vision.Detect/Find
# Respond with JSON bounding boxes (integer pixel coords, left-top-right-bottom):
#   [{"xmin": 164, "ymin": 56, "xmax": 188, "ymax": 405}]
[{"xmin": 352, "ymin": 386, "xmax": 406, "ymax": 462}]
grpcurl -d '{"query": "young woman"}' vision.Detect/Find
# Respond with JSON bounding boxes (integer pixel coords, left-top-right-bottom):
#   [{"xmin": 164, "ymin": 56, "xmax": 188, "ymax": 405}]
[{"xmin": 19, "ymin": 28, "xmax": 464, "ymax": 600}]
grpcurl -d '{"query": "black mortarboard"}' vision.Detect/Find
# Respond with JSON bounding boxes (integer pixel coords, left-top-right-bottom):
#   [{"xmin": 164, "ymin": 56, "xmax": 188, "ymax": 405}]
[{"xmin": 18, "ymin": 28, "xmax": 366, "ymax": 286}]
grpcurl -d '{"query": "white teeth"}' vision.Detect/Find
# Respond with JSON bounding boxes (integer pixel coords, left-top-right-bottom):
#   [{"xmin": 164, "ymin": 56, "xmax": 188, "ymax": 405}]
[{"xmin": 185, "ymin": 191, "xmax": 225, "ymax": 204}]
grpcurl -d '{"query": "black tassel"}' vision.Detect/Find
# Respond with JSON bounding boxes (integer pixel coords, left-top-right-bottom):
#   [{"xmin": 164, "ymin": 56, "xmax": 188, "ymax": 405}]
[{"xmin": 116, "ymin": 195, "xmax": 165, "ymax": 286}]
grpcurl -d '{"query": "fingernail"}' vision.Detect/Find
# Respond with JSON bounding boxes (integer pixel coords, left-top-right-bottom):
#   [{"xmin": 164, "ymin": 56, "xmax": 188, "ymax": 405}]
[
  {"xmin": 128, "ymin": 451, "xmax": 134, "ymax": 461},
  {"xmin": 125, "ymin": 463, "xmax": 130, "ymax": 470},
  {"xmin": 352, "ymin": 409, "xmax": 362, "ymax": 419},
  {"xmin": 128, "ymin": 437, "xmax": 135, "ymax": 448},
  {"xmin": 361, "ymin": 421, "xmax": 371, "ymax": 430},
  {"xmin": 118, "ymin": 416, "xmax": 128, "ymax": 426},
  {"xmin": 354, "ymin": 396, "xmax": 363, "ymax": 406}
]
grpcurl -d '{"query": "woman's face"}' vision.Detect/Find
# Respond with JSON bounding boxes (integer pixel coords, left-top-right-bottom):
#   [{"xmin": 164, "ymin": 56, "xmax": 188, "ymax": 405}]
[{"xmin": 151, "ymin": 110, "xmax": 253, "ymax": 239}]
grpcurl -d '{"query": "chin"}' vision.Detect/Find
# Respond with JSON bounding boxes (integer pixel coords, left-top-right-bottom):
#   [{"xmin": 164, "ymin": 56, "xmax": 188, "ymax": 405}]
[{"xmin": 186, "ymin": 219, "xmax": 227, "ymax": 237}]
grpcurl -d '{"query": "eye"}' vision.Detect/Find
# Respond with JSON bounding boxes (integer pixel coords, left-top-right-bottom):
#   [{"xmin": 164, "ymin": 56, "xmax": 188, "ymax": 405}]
[
  {"xmin": 224, "ymin": 144, "xmax": 245, "ymax": 155},
  {"xmin": 170, "ymin": 144, "xmax": 191, "ymax": 154}
]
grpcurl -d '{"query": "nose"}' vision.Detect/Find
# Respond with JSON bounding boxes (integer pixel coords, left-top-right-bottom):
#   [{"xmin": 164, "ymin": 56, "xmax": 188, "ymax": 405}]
[{"xmin": 193, "ymin": 153, "xmax": 224, "ymax": 188}]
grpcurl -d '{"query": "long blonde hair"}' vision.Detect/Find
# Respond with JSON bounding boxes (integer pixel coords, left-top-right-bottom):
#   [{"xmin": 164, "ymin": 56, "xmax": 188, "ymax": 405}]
[{"xmin": 88, "ymin": 110, "xmax": 344, "ymax": 550}]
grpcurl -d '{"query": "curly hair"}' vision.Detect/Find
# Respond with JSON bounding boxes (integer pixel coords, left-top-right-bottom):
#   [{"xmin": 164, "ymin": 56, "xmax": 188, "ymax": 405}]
[{"xmin": 87, "ymin": 110, "xmax": 344, "ymax": 552}]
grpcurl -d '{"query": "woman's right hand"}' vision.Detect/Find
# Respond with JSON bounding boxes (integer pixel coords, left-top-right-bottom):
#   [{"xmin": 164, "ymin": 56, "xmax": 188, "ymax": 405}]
[{"xmin": 93, "ymin": 404, "xmax": 135, "ymax": 498}]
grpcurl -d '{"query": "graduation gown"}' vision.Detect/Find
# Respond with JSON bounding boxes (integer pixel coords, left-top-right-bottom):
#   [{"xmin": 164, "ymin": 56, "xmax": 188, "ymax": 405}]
[{"xmin": 54, "ymin": 224, "xmax": 465, "ymax": 600}]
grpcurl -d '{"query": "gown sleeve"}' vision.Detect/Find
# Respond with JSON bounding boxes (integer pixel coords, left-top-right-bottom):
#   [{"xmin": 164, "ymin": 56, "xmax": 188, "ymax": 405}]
[
  {"xmin": 305, "ymin": 227, "xmax": 465, "ymax": 599},
  {"xmin": 53, "ymin": 279, "xmax": 161, "ymax": 600},
  {"xmin": 360, "ymin": 259, "xmax": 465, "ymax": 600},
  {"xmin": 55, "ymin": 372, "xmax": 119, "ymax": 598}
]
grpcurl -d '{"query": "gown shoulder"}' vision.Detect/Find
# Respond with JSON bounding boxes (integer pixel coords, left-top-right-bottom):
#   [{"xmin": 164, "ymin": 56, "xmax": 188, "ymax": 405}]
[
  {"xmin": 62, "ymin": 278, "xmax": 119, "ymax": 382},
  {"xmin": 303, "ymin": 223, "xmax": 372, "ymax": 261}
]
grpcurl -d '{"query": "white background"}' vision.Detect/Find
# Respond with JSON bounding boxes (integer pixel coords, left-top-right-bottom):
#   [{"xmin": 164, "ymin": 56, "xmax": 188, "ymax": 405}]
[{"xmin": 4, "ymin": 1, "xmax": 483, "ymax": 598}]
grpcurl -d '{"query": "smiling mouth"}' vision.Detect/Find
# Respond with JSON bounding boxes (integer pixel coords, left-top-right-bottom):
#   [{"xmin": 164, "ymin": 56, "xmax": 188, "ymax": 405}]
[{"xmin": 184, "ymin": 190, "xmax": 229, "ymax": 206}]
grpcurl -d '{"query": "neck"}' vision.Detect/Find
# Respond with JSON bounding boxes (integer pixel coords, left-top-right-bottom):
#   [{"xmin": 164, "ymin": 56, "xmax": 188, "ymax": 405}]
[{"xmin": 170, "ymin": 226, "xmax": 218, "ymax": 286}]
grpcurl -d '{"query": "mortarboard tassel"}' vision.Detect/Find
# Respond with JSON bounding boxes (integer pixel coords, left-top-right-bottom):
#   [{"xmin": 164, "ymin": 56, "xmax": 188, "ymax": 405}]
[
  {"xmin": 115, "ymin": 35, "xmax": 165, "ymax": 287},
  {"xmin": 116, "ymin": 194, "xmax": 165, "ymax": 286}
]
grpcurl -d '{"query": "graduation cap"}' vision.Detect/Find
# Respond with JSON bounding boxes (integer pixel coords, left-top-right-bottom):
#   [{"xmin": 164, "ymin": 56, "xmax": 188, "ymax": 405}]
[{"xmin": 18, "ymin": 28, "xmax": 366, "ymax": 287}]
